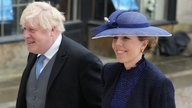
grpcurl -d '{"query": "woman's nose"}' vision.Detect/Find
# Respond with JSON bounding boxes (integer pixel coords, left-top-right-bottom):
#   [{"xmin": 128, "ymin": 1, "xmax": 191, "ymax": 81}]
[{"xmin": 115, "ymin": 38, "xmax": 123, "ymax": 46}]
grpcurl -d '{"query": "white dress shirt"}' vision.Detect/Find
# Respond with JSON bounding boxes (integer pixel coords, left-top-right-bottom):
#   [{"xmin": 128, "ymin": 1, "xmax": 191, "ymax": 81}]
[{"xmin": 38, "ymin": 34, "xmax": 62, "ymax": 73}]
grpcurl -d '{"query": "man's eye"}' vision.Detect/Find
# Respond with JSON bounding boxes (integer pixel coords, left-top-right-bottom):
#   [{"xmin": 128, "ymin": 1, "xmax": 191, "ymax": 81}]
[
  {"xmin": 29, "ymin": 29, "xmax": 36, "ymax": 33},
  {"xmin": 23, "ymin": 28, "xmax": 26, "ymax": 31}
]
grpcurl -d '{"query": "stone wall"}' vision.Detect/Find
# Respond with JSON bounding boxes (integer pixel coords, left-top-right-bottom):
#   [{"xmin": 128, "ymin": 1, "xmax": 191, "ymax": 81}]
[
  {"xmin": 174, "ymin": 0, "xmax": 192, "ymax": 32},
  {"xmin": 183, "ymin": 33, "xmax": 192, "ymax": 56},
  {"xmin": 0, "ymin": 41, "xmax": 28, "ymax": 73},
  {"xmin": 174, "ymin": 0, "xmax": 192, "ymax": 55}
]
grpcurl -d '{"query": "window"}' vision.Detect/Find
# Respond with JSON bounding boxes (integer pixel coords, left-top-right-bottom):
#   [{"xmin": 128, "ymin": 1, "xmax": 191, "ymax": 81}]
[
  {"xmin": 92, "ymin": 0, "xmax": 172, "ymax": 22},
  {"xmin": 42, "ymin": 0, "xmax": 81, "ymax": 21},
  {"xmin": 0, "ymin": 0, "xmax": 34, "ymax": 37},
  {"xmin": 140, "ymin": 0, "xmax": 168, "ymax": 20},
  {"xmin": 111, "ymin": 0, "xmax": 139, "ymax": 11},
  {"xmin": 0, "ymin": 0, "xmax": 81, "ymax": 43}
]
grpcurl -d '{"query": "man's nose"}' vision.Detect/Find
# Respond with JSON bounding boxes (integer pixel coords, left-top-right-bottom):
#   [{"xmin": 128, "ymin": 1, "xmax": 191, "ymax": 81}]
[{"xmin": 23, "ymin": 30, "xmax": 31, "ymax": 38}]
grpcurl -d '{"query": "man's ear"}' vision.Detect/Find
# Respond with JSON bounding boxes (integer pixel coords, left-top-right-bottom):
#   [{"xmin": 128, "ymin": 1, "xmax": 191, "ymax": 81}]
[{"xmin": 50, "ymin": 26, "xmax": 56, "ymax": 36}]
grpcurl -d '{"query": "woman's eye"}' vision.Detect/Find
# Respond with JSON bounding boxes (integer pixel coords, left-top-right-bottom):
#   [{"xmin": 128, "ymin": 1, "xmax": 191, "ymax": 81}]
[
  {"xmin": 113, "ymin": 37, "xmax": 118, "ymax": 40},
  {"xmin": 123, "ymin": 37, "xmax": 129, "ymax": 40}
]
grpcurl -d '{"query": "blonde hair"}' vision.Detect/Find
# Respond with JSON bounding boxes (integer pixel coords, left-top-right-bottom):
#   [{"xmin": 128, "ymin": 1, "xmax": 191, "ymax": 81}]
[
  {"xmin": 20, "ymin": 1, "xmax": 65, "ymax": 32},
  {"xmin": 138, "ymin": 36, "xmax": 158, "ymax": 54}
]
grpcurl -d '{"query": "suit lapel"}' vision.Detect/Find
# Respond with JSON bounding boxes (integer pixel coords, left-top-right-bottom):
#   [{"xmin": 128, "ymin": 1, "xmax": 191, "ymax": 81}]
[
  {"xmin": 23, "ymin": 54, "xmax": 37, "ymax": 82},
  {"xmin": 19, "ymin": 53, "xmax": 37, "ymax": 99},
  {"xmin": 47, "ymin": 36, "xmax": 68, "ymax": 91}
]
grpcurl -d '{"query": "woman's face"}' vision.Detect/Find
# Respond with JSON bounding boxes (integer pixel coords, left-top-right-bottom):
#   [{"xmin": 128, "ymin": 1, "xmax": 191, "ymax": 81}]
[{"xmin": 112, "ymin": 36, "xmax": 148, "ymax": 68}]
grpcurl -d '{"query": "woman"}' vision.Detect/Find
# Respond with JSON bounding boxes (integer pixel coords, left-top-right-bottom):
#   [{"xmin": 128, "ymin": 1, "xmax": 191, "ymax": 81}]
[{"xmin": 92, "ymin": 10, "xmax": 176, "ymax": 108}]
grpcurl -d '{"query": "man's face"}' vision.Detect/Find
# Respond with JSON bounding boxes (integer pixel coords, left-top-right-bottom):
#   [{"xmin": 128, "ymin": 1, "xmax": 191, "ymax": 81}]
[{"xmin": 23, "ymin": 18, "xmax": 54, "ymax": 54}]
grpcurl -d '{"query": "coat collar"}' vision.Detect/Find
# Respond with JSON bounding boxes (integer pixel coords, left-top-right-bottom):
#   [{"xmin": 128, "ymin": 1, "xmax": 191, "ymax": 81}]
[{"xmin": 47, "ymin": 35, "xmax": 68, "ymax": 91}]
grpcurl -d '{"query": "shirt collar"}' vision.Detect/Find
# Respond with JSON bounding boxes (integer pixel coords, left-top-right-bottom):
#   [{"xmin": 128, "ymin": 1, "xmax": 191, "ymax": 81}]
[{"xmin": 41, "ymin": 34, "xmax": 62, "ymax": 59}]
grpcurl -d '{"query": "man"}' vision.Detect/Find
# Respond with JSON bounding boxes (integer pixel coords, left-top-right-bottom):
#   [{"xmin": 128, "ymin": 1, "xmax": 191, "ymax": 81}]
[{"xmin": 16, "ymin": 2, "xmax": 102, "ymax": 108}]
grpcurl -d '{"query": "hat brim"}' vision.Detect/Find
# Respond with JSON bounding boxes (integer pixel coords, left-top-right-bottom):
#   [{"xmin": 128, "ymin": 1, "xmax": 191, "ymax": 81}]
[{"xmin": 92, "ymin": 26, "xmax": 172, "ymax": 39}]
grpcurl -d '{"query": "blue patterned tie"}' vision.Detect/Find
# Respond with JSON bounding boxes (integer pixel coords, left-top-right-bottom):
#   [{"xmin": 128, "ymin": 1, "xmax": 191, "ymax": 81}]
[{"xmin": 36, "ymin": 55, "xmax": 46, "ymax": 79}]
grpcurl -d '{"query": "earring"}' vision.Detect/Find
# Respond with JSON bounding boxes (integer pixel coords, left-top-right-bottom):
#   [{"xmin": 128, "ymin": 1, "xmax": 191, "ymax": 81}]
[{"xmin": 140, "ymin": 49, "xmax": 144, "ymax": 53}]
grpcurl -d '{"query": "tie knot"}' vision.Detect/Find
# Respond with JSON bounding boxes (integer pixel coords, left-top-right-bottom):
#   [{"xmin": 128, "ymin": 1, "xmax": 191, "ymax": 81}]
[
  {"xmin": 36, "ymin": 55, "xmax": 46, "ymax": 79},
  {"xmin": 38, "ymin": 55, "xmax": 46, "ymax": 62}
]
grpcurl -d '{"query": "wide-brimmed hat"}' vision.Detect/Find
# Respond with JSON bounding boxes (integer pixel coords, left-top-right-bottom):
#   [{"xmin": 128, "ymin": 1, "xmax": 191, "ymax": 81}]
[{"xmin": 91, "ymin": 10, "xmax": 172, "ymax": 39}]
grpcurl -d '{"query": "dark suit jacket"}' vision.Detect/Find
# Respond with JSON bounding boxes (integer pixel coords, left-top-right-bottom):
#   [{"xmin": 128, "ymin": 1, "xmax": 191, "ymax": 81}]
[
  {"xmin": 16, "ymin": 35, "xmax": 103, "ymax": 108},
  {"xmin": 102, "ymin": 59, "xmax": 176, "ymax": 108}
]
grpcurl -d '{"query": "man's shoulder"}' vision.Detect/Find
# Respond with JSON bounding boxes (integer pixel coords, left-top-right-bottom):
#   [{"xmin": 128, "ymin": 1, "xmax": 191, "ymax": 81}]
[
  {"xmin": 60, "ymin": 36, "xmax": 90, "ymax": 55},
  {"xmin": 103, "ymin": 62, "xmax": 122, "ymax": 76},
  {"xmin": 61, "ymin": 35, "xmax": 101, "ymax": 61}
]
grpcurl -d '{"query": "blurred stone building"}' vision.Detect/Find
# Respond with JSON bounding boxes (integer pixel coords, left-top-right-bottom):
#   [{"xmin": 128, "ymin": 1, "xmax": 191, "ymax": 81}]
[{"xmin": 1, "ymin": 0, "xmax": 192, "ymax": 73}]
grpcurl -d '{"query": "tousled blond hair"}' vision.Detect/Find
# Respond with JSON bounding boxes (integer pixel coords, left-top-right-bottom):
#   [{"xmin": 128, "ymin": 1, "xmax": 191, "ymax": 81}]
[{"xmin": 20, "ymin": 2, "xmax": 65, "ymax": 32}]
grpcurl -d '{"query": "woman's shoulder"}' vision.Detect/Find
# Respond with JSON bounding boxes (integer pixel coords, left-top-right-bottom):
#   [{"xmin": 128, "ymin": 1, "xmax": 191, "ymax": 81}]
[
  {"xmin": 144, "ymin": 60, "xmax": 173, "ymax": 85},
  {"xmin": 145, "ymin": 60, "xmax": 163, "ymax": 75}
]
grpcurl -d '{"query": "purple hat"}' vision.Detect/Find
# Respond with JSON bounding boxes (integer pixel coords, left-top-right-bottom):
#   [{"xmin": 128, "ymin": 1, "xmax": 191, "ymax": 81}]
[{"xmin": 91, "ymin": 10, "xmax": 172, "ymax": 39}]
